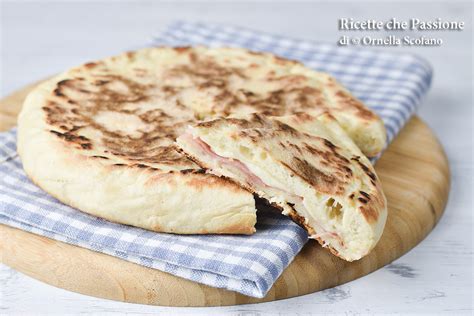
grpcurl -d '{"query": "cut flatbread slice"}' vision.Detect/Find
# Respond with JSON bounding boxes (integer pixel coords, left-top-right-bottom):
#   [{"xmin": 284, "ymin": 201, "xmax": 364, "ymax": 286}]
[{"xmin": 177, "ymin": 112, "xmax": 387, "ymax": 261}]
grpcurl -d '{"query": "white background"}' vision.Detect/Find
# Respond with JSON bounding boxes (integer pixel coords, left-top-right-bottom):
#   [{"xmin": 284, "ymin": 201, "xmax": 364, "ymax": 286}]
[{"xmin": 0, "ymin": 1, "xmax": 472, "ymax": 315}]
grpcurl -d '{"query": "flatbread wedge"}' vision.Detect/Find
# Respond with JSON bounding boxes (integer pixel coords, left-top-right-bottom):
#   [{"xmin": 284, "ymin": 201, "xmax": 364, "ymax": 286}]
[{"xmin": 177, "ymin": 112, "xmax": 387, "ymax": 261}]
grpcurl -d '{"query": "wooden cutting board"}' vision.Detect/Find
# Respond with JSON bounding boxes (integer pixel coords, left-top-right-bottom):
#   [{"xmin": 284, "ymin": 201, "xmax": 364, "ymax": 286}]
[{"xmin": 0, "ymin": 81, "xmax": 450, "ymax": 307}]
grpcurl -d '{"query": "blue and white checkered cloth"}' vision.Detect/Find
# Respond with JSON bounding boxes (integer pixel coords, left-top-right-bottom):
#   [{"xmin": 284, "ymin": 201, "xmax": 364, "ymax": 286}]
[{"xmin": 0, "ymin": 21, "xmax": 432, "ymax": 298}]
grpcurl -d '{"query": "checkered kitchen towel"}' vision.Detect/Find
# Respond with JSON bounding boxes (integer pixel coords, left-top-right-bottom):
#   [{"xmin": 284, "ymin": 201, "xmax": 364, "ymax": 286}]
[{"xmin": 0, "ymin": 21, "xmax": 432, "ymax": 298}]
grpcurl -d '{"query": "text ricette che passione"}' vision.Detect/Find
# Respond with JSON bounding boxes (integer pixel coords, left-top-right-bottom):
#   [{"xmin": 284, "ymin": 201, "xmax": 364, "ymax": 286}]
[{"xmin": 339, "ymin": 18, "xmax": 465, "ymax": 31}]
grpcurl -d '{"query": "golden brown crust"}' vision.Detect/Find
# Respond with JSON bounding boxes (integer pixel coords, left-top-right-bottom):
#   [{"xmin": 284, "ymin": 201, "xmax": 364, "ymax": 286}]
[
  {"xmin": 44, "ymin": 74, "xmax": 195, "ymax": 169},
  {"xmin": 40, "ymin": 46, "xmax": 384, "ymax": 174},
  {"xmin": 195, "ymin": 113, "xmax": 371, "ymax": 199}
]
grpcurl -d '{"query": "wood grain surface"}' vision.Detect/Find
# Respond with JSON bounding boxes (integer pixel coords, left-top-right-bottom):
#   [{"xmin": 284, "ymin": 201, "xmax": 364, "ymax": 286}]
[{"xmin": 0, "ymin": 81, "xmax": 450, "ymax": 307}]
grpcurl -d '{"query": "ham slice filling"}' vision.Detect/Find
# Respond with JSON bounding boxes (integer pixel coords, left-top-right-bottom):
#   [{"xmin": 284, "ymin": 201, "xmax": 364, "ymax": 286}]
[
  {"xmin": 190, "ymin": 135, "xmax": 271, "ymax": 191},
  {"xmin": 180, "ymin": 131, "xmax": 344, "ymax": 247}
]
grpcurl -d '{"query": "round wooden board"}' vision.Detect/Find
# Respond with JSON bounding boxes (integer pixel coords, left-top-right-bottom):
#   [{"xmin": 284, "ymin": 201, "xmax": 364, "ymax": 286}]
[{"xmin": 0, "ymin": 81, "xmax": 450, "ymax": 307}]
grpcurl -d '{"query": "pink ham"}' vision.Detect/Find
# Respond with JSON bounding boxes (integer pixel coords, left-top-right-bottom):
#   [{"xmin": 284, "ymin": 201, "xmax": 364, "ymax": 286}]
[{"xmin": 180, "ymin": 131, "xmax": 344, "ymax": 247}]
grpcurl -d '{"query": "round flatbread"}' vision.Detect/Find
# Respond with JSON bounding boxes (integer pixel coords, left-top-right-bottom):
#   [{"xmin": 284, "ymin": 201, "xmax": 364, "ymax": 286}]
[{"xmin": 17, "ymin": 46, "xmax": 385, "ymax": 235}]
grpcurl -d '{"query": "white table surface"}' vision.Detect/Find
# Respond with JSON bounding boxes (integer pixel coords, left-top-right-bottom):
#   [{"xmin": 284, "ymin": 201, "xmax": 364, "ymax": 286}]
[{"xmin": 0, "ymin": 1, "xmax": 472, "ymax": 315}]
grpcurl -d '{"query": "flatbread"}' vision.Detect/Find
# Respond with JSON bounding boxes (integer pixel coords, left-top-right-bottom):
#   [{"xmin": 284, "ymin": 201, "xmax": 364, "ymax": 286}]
[
  {"xmin": 177, "ymin": 112, "xmax": 387, "ymax": 260},
  {"xmin": 17, "ymin": 46, "xmax": 385, "ymax": 235}
]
